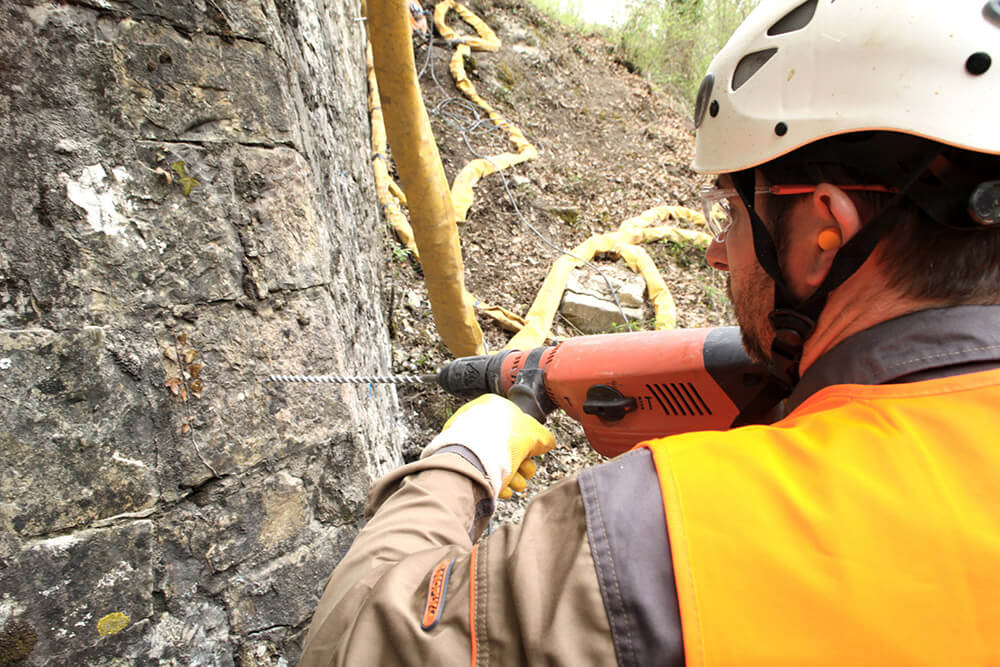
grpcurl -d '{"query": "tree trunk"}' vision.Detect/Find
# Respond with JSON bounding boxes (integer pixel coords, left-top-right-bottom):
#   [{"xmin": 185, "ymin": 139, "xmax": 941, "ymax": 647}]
[{"xmin": 0, "ymin": 0, "xmax": 399, "ymax": 663}]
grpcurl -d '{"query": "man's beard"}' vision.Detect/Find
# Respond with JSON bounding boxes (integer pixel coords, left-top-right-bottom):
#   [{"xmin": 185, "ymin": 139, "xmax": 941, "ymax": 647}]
[{"xmin": 727, "ymin": 275, "xmax": 771, "ymax": 364}]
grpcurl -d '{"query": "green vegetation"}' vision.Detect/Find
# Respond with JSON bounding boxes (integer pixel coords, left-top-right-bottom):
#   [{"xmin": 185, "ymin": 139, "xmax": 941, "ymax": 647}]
[
  {"xmin": 497, "ymin": 61, "xmax": 518, "ymax": 87},
  {"xmin": 170, "ymin": 160, "xmax": 201, "ymax": 197},
  {"xmin": 391, "ymin": 244, "xmax": 413, "ymax": 263},
  {"xmin": 661, "ymin": 239, "xmax": 705, "ymax": 270},
  {"xmin": 520, "ymin": 0, "xmax": 606, "ymax": 33},
  {"xmin": 608, "ymin": 317, "xmax": 655, "ymax": 334},
  {"xmin": 525, "ymin": 0, "xmax": 759, "ymax": 107},
  {"xmin": 618, "ymin": 0, "xmax": 758, "ymax": 105}
]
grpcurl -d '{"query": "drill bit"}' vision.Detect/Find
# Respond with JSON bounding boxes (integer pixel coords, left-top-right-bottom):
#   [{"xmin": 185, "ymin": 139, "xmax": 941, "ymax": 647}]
[{"xmin": 267, "ymin": 373, "xmax": 438, "ymax": 385}]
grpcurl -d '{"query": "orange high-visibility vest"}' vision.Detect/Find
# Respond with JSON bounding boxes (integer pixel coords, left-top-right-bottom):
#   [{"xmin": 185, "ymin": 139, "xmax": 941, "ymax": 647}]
[{"xmin": 645, "ymin": 369, "xmax": 1000, "ymax": 666}]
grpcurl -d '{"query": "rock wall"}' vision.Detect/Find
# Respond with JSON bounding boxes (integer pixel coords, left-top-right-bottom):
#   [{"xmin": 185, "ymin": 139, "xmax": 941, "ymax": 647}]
[{"xmin": 0, "ymin": 0, "xmax": 401, "ymax": 663}]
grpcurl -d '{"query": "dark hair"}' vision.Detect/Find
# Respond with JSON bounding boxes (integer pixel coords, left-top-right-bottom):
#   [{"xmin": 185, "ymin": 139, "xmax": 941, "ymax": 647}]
[{"xmin": 759, "ymin": 133, "xmax": 1000, "ymax": 305}]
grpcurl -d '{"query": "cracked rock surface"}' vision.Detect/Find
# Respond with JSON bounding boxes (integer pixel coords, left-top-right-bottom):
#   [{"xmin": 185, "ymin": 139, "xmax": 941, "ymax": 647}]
[{"xmin": 0, "ymin": 0, "xmax": 399, "ymax": 663}]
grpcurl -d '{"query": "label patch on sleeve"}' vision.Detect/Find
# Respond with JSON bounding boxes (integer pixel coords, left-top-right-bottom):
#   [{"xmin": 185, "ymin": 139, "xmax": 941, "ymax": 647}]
[{"xmin": 421, "ymin": 556, "xmax": 455, "ymax": 631}]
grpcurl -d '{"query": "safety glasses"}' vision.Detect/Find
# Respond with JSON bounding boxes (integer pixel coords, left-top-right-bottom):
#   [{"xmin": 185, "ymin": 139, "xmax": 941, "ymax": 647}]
[{"xmin": 699, "ymin": 184, "xmax": 897, "ymax": 240}]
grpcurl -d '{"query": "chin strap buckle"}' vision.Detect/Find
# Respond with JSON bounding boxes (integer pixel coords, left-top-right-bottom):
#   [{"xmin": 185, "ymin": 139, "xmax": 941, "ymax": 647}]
[{"xmin": 768, "ymin": 309, "xmax": 817, "ymax": 387}]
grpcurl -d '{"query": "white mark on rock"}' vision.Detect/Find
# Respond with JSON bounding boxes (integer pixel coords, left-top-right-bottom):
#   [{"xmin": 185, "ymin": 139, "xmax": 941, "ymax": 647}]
[
  {"xmin": 38, "ymin": 533, "xmax": 80, "ymax": 553},
  {"xmin": 97, "ymin": 561, "xmax": 135, "ymax": 588},
  {"xmin": 54, "ymin": 138, "xmax": 84, "ymax": 155},
  {"xmin": 39, "ymin": 584, "xmax": 62, "ymax": 598},
  {"xmin": 65, "ymin": 164, "xmax": 140, "ymax": 243},
  {"xmin": 1, "ymin": 598, "xmax": 28, "ymax": 623},
  {"xmin": 112, "ymin": 450, "xmax": 149, "ymax": 470},
  {"xmin": 25, "ymin": 3, "xmax": 58, "ymax": 27},
  {"xmin": 0, "ymin": 358, "xmax": 10, "ymax": 370}
]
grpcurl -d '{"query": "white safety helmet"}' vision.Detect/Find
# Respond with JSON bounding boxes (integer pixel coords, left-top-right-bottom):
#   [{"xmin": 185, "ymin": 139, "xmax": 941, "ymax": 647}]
[{"xmin": 693, "ymin": 0, "xmax": 1000, "ymax": 174}]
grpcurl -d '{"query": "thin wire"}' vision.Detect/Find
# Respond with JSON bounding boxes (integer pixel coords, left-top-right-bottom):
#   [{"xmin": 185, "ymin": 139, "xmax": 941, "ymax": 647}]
[
  {"xmin": 416, "ymin": 11, "xmax": 435, "ymax": 81},
  {"xmin": 428, "ymin": 33, "xmax": 448, "ymax": 92},
  {"xmin": 432, "ymin": 98, "xmax": 507, "ymax": 139}
]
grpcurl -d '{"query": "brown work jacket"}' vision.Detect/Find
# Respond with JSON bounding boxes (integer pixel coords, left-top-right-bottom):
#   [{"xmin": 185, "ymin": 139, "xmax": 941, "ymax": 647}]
[
  {"xmin": 298, "ymin": 449, "xmax": 653, "ymax": 665},
  {"xmin": 299, "ymin": 305, "xmax": 1000, "ymax": 666}
]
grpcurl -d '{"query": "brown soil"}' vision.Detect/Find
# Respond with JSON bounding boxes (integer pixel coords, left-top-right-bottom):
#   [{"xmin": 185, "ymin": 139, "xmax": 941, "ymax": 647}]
[{"xmin": 383, "ymin": 0, "xmax": 735, "ymax": 521}]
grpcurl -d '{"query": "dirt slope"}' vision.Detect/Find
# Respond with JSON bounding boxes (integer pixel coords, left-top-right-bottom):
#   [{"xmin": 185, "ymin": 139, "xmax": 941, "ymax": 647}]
[{"xmin": 384, "ymin": 0, "xmax": 735, "ymax": 520}]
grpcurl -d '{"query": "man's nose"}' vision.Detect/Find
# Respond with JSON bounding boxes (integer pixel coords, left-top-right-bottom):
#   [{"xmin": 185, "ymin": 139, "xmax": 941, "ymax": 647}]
[{"xmin": 705, "ymin": 234, "xmax": 729, "ymax": 271}]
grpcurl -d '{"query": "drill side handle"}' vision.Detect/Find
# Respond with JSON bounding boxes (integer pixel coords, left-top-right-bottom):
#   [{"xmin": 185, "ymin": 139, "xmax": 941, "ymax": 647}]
[
  {"xmin": 507, "ymin": 367, "xmax": 558, "ymax": 422},
  {"xmin": 506, "ymin": 347, "xmax": 558, "ymax": 422}
]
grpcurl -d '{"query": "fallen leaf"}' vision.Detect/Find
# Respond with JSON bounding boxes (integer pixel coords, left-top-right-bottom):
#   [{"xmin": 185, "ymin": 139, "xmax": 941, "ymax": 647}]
[
  {"xmin": 189, "ymin": 379, "xmax": 203, "ymax": 397},
  {"xmin": 179, "ymin": 175, "xmax": 201, "ymax": 197},
  {"xmin": 170, "ymin": 161, "xmax": 200, "ymax": 195},
  {"xmin": 155, "ymin": 166, "xmax": 174, "ymax": 185},
  {"xmin": 165, "ymin": 376, "xmax": 188, "ymax": 401},
  {"xmin": 163, "ymin": 347, "xmax": 178, "ymax": 362},
  {"xmin": 188, "ymin": 363, "xmax": 203, "ymax": 379},
  {"xmin": 183, "ymin": 348, "xmax": 198, "ymax": 364}
]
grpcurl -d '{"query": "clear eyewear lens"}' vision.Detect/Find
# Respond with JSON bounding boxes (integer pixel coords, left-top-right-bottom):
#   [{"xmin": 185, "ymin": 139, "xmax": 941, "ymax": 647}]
[{"xmin": 701, "ymin": 195, "xmax": 733, "ymax": 239}]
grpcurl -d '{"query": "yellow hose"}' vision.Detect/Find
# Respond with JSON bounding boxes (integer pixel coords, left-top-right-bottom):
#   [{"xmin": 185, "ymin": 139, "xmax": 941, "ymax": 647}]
[
  {"xmin": 505, "ymin": 206, "xmax": 711, "ymax": 350},
  {"xmin": 366, "ymin": 42, "xmax": 418, "ymax": 259},
  {"xmin": 368, "ymin": 0, "xmax": 484, "ymax": 356},
  {"xmin": 448, "ymin": 44, "xmax": 539, "ymax": 221},
  {"xmin": 365, "ymin": 32, "xmax": 528, "ymax": 338},
  {"xmin": 435, "ymin": 1, "xmax": 538, "ymax": 222},
  {"xmin": 434, "ymin": 0, "xmax": 500, "ymax": 51},
  {"xmin": 368, "ymin": 0, "xmax": 711, "ymax": 354}
]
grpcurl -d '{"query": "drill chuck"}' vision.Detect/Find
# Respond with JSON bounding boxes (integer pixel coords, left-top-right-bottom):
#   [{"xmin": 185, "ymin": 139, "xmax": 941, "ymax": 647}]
[{"xmin": 435, "ymin": 350, "xmax": 513, "ymax": 398}]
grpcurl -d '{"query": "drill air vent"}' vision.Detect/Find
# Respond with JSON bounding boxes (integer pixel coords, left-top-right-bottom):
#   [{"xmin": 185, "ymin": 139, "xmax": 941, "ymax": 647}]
[{"xmin": 647, "ymin": 383, "xmax": 712, "ymax": 417}]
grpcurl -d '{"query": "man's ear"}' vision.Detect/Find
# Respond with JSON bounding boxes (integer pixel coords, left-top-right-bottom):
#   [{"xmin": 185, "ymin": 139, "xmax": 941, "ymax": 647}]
[
  {"xmin": 803, "ymin": 184, "xmax": 863, "ymax": 287},
  {"xmin": 814, "ymin": 183, "xmax": 862, "ymax": 241}
]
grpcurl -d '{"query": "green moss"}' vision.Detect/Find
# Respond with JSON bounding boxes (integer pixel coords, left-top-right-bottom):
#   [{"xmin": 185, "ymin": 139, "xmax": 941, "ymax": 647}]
[
  {"xmin": 497, "ymin": 62, "xmax": 517, "ymax": 87},
  {"xmin": 551, "ymin": 206, "xmax": 580, "ymax": 225},
  {"xmin": 662, "ymin": 239, "xmax": 709, "ymax": 270}
]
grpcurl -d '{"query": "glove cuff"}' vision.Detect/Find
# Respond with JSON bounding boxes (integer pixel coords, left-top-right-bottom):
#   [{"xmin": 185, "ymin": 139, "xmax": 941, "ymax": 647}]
[{"xmin": 421, "ymin": 424, "xmax": 510, "ymax": 498}]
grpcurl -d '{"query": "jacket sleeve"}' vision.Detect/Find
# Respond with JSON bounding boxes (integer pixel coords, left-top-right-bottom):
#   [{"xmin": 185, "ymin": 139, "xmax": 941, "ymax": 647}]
[{"xmin": 298, "ymin": 452, "xmax": 617, "ymax": 666}]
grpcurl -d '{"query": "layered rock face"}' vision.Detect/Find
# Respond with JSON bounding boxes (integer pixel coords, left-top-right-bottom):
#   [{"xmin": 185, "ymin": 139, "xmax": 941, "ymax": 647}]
[{"xmin": 0, "ymin": 1, "xmax": 400, "ymax": 663}]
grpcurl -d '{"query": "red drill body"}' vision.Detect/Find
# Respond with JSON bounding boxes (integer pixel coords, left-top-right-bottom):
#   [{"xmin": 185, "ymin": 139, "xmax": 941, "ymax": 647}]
[{"xmin": 437, "ymin": 327, "xmax": 771, "ymax": 457}]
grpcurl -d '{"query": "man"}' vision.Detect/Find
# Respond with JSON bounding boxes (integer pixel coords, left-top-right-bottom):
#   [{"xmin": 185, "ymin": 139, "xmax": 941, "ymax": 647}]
[{"xmin": 301, "ymin": 0, "xmax": 1000, "ymax": 664}]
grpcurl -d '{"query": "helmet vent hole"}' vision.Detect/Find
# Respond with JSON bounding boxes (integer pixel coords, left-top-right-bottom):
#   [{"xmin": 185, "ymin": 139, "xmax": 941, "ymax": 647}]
[
  {"xmin": 710, "ymin": 101, "xmax": 720, "ymax": 117},
  {"xmin": 732, "ymin": 48, "xmax": 778, "ymax": 91},
  {"xmin": 694, "ymin": 74, "xmax": 715, "ymax": 128},
  {"xmin": 775, "ymin": 122, "xmax": 788, "ymax": 137},
  {"xmin": 966, "ymin": 52, "xmax": 992, "ymax": 75},
  {"xmin": 767, "ymin": 0, "xmax": 818, "ymax": 36},
  {"xmin": 986, "ymin": 0, "xmax": 1000, "ymax": 25}
]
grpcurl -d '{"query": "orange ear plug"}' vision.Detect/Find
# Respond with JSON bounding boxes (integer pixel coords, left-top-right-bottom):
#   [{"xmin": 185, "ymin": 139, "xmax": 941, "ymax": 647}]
[{"xmin": 818, "ymin": 227, "xmax": 843, "ymax": 251}]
